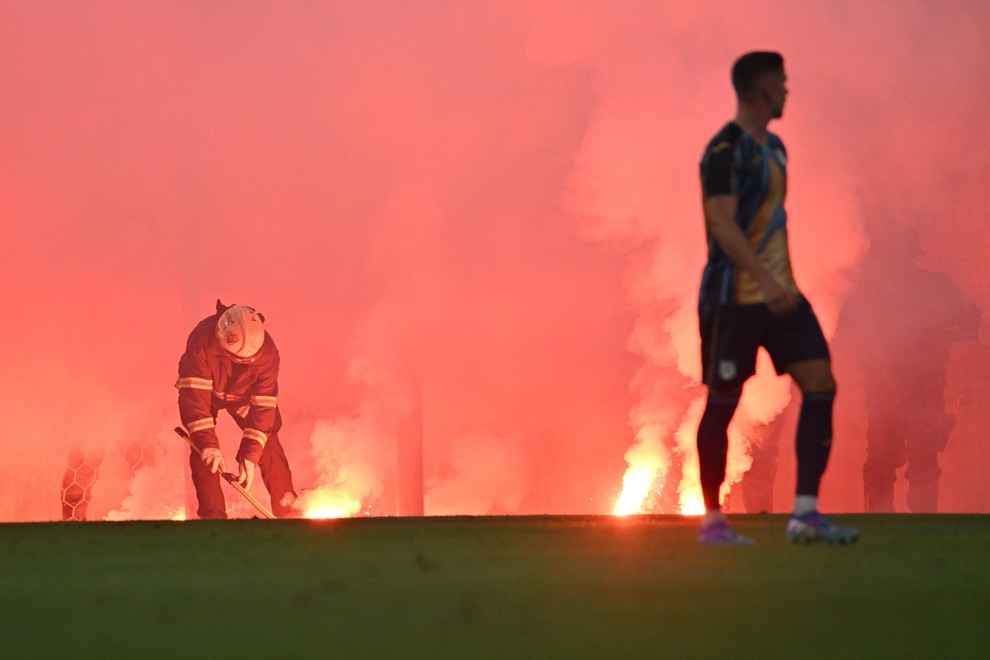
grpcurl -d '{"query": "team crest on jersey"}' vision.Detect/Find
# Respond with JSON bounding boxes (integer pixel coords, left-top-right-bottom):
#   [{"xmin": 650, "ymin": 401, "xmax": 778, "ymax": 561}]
[{"xmin": 718, "ymin": 360, "xmax": 737, "ymax": 382}]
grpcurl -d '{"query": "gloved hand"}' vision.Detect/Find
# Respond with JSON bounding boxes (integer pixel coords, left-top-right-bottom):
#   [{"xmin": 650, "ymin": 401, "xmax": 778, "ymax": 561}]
[
  {"xmin": 237, "ymin": 459, "xmax": 256, "ymax": 490},
  {"xmin": 201, "ymin": 448, "xmax": 225, "ymax": 474}
]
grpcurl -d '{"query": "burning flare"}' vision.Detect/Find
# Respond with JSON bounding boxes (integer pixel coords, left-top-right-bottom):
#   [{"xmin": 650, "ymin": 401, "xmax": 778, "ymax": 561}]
[
  {"xmin": 299, "ymin": 487, "xmax": 361, "ymax": 519},
  {"xmin": 612, "ymin": 398, "xmax": 708, "ymax": 516},
  {"xmin": 679, "ymin": 492, "xmax": 705, "ymax": 516},
  {"xmin": 613, "ymin": 465, "xmax": 656, "ymax": 516},
  {"xmin": 611, "ymin": 464, "xmax": 706, "ymax": 516}
]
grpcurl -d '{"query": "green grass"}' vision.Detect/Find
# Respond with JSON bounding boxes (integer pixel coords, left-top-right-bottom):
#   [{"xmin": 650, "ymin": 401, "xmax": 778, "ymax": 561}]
[{"xmin": 1, "ymin": 515, "xmax": 988, "ymax": 658}]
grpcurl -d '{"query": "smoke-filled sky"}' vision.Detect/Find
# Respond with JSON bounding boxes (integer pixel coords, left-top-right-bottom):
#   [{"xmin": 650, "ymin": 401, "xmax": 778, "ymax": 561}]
[{"xmin": 2, "ymin": 1, "xmax": 989, "ymax": 521}]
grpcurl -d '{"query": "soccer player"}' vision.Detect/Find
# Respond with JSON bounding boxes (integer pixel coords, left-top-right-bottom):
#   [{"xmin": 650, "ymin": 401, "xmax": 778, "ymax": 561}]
[{"xmin": 696, "ymin": 51, "xmax": 857, "ymax": 545}]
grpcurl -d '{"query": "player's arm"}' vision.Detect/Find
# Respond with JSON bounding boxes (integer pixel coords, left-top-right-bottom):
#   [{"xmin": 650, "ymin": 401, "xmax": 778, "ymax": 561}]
[{"xmin": 705, "ymin": 194, "xmax": 798, "ymax": 314}]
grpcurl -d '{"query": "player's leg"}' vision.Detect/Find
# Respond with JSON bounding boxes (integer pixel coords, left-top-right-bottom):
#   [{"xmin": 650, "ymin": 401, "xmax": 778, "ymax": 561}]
[
  {"xmin": 787, "ymin": 357, "xmax": 836, "ymax": 510},
  {"xmin": 783, "ymin": 358, "xmax": 856, "ymax": 543},
  {"xmin": 768, "ymin": 297, "xmax": 857, "ymax": 543},
  {"xmin": 697, "ymin": 389, "xmax": 756, "ymax": 545},
  {"xmin": 697, "ymin": 389, "xmax": 742, "ymax": 514},
  {"xmin": 696, "ymin": 301, "xmax": 759, "ymax": 545}
]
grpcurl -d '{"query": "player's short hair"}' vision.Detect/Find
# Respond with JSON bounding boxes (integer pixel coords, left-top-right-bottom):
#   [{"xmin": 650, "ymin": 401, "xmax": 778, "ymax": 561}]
[{"xmin": 731, "ymin": 51, "xmax": 784, "ymax": 97}]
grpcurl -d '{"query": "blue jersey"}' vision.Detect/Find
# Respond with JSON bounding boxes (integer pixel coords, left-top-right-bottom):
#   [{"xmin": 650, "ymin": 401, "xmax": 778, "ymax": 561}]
[{"xmin": 699, "ymin": 122, "xmax": 797, "ymax": 305}]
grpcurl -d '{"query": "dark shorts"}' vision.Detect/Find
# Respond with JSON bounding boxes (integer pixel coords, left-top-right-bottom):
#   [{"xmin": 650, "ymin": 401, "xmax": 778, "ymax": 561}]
[{"xmin": 699, "ymin": 296, "xmax": 830, "ymax": 388}]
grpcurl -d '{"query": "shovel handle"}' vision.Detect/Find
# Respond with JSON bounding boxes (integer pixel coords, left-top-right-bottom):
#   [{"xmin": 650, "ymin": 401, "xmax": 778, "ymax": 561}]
[{"xmin": 173, "ymin": 426, "xmax": 277, "ymax": 519}]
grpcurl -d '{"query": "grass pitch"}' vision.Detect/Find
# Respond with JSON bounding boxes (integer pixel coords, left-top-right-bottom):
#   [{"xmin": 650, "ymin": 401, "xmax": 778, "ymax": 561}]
[{"xmin": 1, "ymin": 514, "xmax": 988, "ymax": 658}]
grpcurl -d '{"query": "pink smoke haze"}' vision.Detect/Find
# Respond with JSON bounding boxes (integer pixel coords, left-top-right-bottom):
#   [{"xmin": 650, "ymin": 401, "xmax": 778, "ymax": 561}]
[{"xmin": 1, "ymin": 1, "xmax": 987, "ymax": 521}]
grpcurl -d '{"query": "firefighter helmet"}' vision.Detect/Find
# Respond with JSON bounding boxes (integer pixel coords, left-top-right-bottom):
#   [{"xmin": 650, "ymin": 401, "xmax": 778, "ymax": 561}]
[{"xmin": 215, "ymin": 305, "xmax": 265, "ymax": 359}]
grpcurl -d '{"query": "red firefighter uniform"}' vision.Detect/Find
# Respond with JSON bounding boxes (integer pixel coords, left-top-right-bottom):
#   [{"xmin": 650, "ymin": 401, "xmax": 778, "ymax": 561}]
[{"xmin": 176, "ymin": 300, "xmax": 297, "ymax": 518}]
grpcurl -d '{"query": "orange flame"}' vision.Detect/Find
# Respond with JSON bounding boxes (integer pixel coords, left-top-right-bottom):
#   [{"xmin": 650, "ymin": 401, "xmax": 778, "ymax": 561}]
[
  {"xmin": 612, "ymin": 465, "xmax": 656, "ymax": 515},
  {"xmin": 612, "ymin": 464, "xmax": 706, "ymax": 516},
  {"xmin": 613, "ymin": 396, "xmax": 710, "ymax": 516},
  {"xmin": 300, "ymin": 487, "xmax": 361, "ymax": 520},
  {"xmin": 678, "ymin": 490, "xmax": 705, "ymax": 516}
]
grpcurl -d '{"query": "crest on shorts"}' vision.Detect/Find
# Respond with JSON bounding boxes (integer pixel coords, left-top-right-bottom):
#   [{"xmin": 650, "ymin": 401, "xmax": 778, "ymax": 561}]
[{"xmin": 718, "ymin": 360, "xmax": 737, "ymax": 382}]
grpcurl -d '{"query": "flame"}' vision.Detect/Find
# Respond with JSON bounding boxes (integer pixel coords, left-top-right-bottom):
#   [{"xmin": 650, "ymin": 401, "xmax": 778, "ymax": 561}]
[
  {"xmin": 612, "ymin": 465, "xmax": 656, "ymax": 515},
  {"xmin": 612, "ymin": 378, "xmax": 794, "ymax": 517},
  {"xmin": 300, "ymin": 487, "xmax": 361, "ymax": 520},
  {"xmin": 612, "ymin": 465, "xmax": 707, "ymax": 516},
  {"xmin": 613, "ymin": 396, "xmax": 711, "ymax": 516},
  {"xmin": 678, "ymin": 490, "xmax": 705, "ymax": 516}
]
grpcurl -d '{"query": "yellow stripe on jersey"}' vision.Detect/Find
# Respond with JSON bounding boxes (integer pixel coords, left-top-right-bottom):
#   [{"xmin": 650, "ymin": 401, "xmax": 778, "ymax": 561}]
[
  {"xmin": 735, "ymin": 158, "xmax": 797, "ymax": 303},
  {"xmin": 243, "ymin": 428, "xmax": 268, "ymax": 447},
  {"xmin": 250, "ymin": 395, "xmax": 277, "ymax": 408},
  {"xmin": 175, "ymin": 377, "xmax": 213, "ymax": 391},
  {"xmin": 235, "ymin": 405, "xmax": 250, "ymax": 418},
  {"xmin": 187, "ymin": 417, "xmax": 216, "ymax": 433}
]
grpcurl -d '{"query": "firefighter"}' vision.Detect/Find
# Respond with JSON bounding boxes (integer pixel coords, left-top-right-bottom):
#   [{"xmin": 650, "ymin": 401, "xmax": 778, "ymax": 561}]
[
  {"xmin": 836, "ymin": 226, "xmax": 981, "ymax": 512},
  {"xmin": 176, "ymin": 300, "xmax": 299, "ymax": 518}
]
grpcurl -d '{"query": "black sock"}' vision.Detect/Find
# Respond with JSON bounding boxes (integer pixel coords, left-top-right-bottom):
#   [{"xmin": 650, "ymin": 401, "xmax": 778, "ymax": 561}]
[
  {"xmin": 795, "ymin": 392, "xmax": 835, "ymax": 497},
  {"xmin": 697, "ymin": 394, "xmax": 740, "ymax": 512}
]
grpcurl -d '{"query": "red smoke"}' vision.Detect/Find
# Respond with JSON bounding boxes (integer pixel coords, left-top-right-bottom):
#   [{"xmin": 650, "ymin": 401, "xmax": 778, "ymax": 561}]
[{"xmin": 1, "ymin": 1, "xmax": 987, "ymax": 521}]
